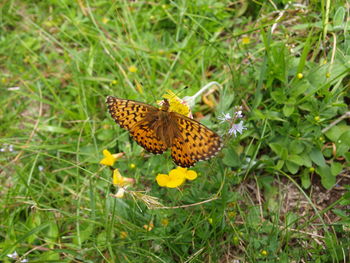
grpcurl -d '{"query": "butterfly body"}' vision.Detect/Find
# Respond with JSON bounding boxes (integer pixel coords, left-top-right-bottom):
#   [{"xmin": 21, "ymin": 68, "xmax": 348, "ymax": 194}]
[{"xmin": 106, "ymin": 96, "xmax": 222, "ymax": 167}]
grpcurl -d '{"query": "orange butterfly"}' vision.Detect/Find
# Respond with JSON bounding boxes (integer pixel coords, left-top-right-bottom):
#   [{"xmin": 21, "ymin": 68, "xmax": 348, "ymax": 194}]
[{"xmin": 106, "ymin": 96, "xmax": 222, "ymax": 167}]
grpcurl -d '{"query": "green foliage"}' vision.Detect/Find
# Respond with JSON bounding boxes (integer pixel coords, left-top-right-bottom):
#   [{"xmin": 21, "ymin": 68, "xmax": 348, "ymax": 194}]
[{"xmin": 0, "ymin": 0, "xmax": 349, "ymax": 262}]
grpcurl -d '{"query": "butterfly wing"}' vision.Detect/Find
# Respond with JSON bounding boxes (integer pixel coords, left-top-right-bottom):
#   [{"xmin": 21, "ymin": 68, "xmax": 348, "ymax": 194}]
[
  {"xmin": 129, "ymin": 124, "xmax": 168, "ymax": 154},
  {"xmin": 106, "ymin": 96, "xmax": 157, "ymax": 130},
  {"xmin": 106, "ymin": 96, "xmax": 168, "ymax": 154},
  {"xmin": 171, "ymin": 114, "xmax": 223, "ymax": 167}
]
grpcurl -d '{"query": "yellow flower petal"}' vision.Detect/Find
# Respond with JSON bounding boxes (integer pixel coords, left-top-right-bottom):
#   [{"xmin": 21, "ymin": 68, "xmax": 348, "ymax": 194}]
[
  {"xmin": 156, "ymin": 174, "xmax": 169, "ymax": 187},
  {"xmin": 185, "ymin": 170, "xmax": 197, "ymax": 180},
  {"xmin": 175, "ymin": 167, "xmax": 187, "ymax": 173},
  {"xmin": 113, "ymin": 169, "xmax": 123, "ymax": 185},
  {"xmin": 128, "ymin": 65, "xmax": 137, "ymax": 73},
  {"xmin": 162, "ymin": 90, "xmax": 191, "ymax": 117},
  {"xmin": 100, "ymin": 149, "xmax": 116, "ymax": 166},
  {"xmin": 167, "ymin": 169, "xmax": 185, "ymax": 188},
  {"xmin": 120, "ymin": 231, "xmax": 128, "ymax": 239},
  {"xmin": 242, "ymin": 36, "xmax": 250, "ymax": 44},
  {"xmin": 113, "ymin": 169, "xmax": 134, "ymax": 187}
]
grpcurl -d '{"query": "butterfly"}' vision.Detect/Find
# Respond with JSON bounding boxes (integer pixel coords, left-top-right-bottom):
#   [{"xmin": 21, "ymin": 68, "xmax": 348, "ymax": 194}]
[{"xmin": 106, "ymin": 96, "xmax": 222, "ymax": 167}]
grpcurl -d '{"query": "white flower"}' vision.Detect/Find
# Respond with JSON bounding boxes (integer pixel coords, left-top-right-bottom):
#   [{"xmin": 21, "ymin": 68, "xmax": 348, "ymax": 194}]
[
  {"xmin": 228, "ymin": 121, "xmax": 246, "ymax": 136},
  {"xmin": 217, "ymin": 112, "xmax": 232, "ymax": 123},
  {"xmin": 7, "ymin": 251, "xmax": 18, "ymax": 259},
  {"xmin": 115, "ymin": 187, "xmax": 126, "ymax": 198},
  {"xmin": 235, "ymin": 110, "xmax": 243, "ymax": 118}
]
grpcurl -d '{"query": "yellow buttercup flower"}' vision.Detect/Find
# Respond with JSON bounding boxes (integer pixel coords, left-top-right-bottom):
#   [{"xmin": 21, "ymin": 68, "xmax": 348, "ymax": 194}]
[
  {"xmin": 156, "ymin": 174, "xmax": 169, "ymax": 187},
  {"xmin": 175, "ymin": 167, "xmax": 198, "ymax": 180},
  {"xmin": 162, "ymin": 90, "xmax": 191, "ymax": 117},
  {"xmin": 156, "ymin": 167, "xmax": 197, "ymax": 188},
  {"xmin": 100, "ymin": 149, "xmax": 124, "ymax": 166},
  {"xmin": 167, "ymin": 169, "xmax": 186, "ymax": 188}
]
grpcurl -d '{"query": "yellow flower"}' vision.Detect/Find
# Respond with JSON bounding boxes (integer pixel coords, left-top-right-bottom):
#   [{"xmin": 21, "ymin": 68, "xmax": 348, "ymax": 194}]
[
  {"xmin": 297, "ymin": 73, "xmax": 303, "ymax": 79},
  {"xmin": 242, "ymin": 36, "xmax": 251, "ymax": 44},
  {"xmin": 120, "ymin": 231, "xmax": 128, "ymax": 239},
  {"xmin": 100, "ymin": 149, "xmax": 124, "ymax": 166},
  {"xmin": 228, "ymin": 211, "xmax": 236, "ymax": 218},
  {"xmin": 261, "ymin": 250, "xmax": 268, "ymax": 256},
  {"xmin": 156, "ymin": 167, "xmax": 197, "ymax": 188},
  {"xmin": 113, "ymin": 169, "xmax": 134, "ymax": 187},
  {"xmin": 175, "ymin": 167, "xmax": 198, "ymax": 180},
  {"xmin": 102, "ymin": 17, "xmax": 109, "ymax": 24},
  {"xmin": 128, "ymin": 65, "xmax": 137, "ymax": 73},
  {"xmin": 167, "ymin": 169, "xmax": 186, "ymax": 188},
  {"xmin": 156, "ymin": 174, "xmax": 169, "ymax": 187},
  {"xmin": 156, "ymin": 171, "xmax": 185, "ymax": 188},
  {"xmin": 162, "ymin": 90, "xmax": 191, "ymax": 117},
  {"xmin": 161, "ymin": 218, "xmax": 169, "ymax": 226},
  {"xmin": 129, "ymin": 163, "xmax": 136, "ymax": 169},
  {"xmin": 111, "ymin": 80, "xmax": 118, "ymax": 85},
  {"xmin": 143, "ymin": 223, "xmax": 154, "ymax": 231}
]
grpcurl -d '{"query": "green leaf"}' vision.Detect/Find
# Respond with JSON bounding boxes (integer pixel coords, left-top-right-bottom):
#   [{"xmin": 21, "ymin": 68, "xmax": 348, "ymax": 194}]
[
  {"xmin": 333, "ymin": 7, "xmax": 345, "ymax": 28},
  {"xmin": 325, "ymin": 123, "xmax": 350, "ymax": 142},
  {"xmin": 299, "ymin": 152, "xmax": 312, "ymax": 167},
  {"xmin": 289, "ymin": 141, "xmax": 305, "ymax": 154},
  {"xmin": 283, "ymin": 104, "xmax": 294, "ymax": 117},
  {"xmin": 301, "ymin": 169, "xmax": 311, "ymax": 189},
  {"xmin": 38, "ymin": 125, "xmax": 71, "ymax": 134},
  {"xmin": 276, "ymin": 159, "xmax": 284, "ymax": 170},
  {"xmin": 289, "ymin": 154, "xmax": 305, "ymax": 166},
  {"xmin": 269, "ymin": 143, "xmax": 288, "ymax": 159},
  {"xmin": 330, "ymin": 162, "xmax": 343, "ymax": 176},
  {"xmin": 222, "ymin": 148, "xmax": 240, "ymax": 167},
  {"xmin": 310, "ymin": 148, "xmax": 326, "ymax": 167},
  {"xmin": 271, "ymin": 89, "xmax": 286, "ymax": 102},
  {"xmin": 316, "ymin": 165, "xmax": 335, "ymax": 189},
  {"xmin": 290, "ymin": 81, "xmax": 309, "ymax": 97},
  {"xmin": 285, "ymin": 160, "xmax": 299, "ymax": 174},
  {"xmin": 336, "ymin": 131, "xmax": 350, "ymax": 156}
]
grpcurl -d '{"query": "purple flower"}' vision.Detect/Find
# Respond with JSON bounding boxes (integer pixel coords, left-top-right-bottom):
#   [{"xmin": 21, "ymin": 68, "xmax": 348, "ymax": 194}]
[{"xmin": 228, "ymin": 121, "xmax": 246, "ymax": 136}]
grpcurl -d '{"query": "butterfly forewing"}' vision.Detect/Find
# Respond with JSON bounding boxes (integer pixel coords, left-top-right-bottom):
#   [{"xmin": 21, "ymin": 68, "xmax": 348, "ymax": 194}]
[
  {"xmin": 106, "ymin": 96, "xmax": 168, "ymax": 154},
  {"xmin": 106, "ymin": 96, "xmax": 157, "ymax": 130}
]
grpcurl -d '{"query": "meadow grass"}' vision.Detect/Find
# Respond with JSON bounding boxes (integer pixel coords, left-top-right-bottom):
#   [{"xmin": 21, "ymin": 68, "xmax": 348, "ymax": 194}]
[{"xmin": 1, "ymin": 0, "xmax": 349, "ymax": 262}]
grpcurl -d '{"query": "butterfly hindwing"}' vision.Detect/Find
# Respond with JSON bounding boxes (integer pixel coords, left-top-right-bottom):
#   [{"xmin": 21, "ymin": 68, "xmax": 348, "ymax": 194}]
[
  {"xmin": 130, "ymin": 124, "xmax": 168, "ymax": 154},
  {"xmin": 171, "ymin": 114, "xmax": 222, "ymax": 167}
]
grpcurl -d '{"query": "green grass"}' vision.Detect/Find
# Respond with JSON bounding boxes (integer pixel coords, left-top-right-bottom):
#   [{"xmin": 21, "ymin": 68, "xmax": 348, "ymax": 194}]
[{"xmin": 1, "ymin": 0, "xmax": 349, "ymax": 262}]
